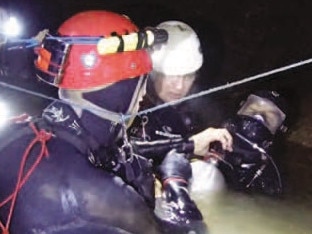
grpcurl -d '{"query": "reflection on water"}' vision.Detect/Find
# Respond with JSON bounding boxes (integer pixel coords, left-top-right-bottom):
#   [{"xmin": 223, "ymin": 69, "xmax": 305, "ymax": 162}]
[{"xmin": 193, "ymin": 190, "xmax": 312, "ymax": 234}]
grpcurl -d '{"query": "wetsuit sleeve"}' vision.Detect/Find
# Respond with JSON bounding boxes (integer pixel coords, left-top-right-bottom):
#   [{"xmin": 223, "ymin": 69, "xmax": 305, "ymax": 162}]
[{"xmin": 131, "ymin": 138, "xmax": 194, "ymax": 164}]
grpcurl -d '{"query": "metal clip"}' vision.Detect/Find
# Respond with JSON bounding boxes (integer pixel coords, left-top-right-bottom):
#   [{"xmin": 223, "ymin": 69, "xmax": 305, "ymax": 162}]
[
  {"xmin": 120, "ymin": 115, "xmax": 134, "ymax": 163},
  {"xmin": 141, "ymin": 115, "xmax": 149, "ymax": 141}
]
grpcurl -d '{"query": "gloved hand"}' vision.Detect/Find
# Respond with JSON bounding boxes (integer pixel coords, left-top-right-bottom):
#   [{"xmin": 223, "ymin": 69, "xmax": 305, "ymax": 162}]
[{"xmin": 189, "ymin": 127, "xmax": 233, "ymax": 156}]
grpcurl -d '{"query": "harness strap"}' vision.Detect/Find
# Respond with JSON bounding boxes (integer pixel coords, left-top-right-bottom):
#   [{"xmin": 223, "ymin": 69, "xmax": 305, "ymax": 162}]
[{"xmin": 0, "ymin": 122, "xmax": 52, "ymax": 234}]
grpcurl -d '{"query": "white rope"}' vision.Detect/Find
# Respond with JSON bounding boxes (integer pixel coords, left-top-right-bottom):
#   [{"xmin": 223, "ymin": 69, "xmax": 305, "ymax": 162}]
[
  {"xmin": 130, "ymin": 58, "xmax": 312, "ymax": 119},
  {"xmin": 0, "ymin": 58, "xmax": 312, "ymax": 122}
]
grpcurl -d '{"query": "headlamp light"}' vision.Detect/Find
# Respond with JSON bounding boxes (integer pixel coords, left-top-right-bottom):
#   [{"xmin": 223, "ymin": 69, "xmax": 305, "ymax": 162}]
[
  {"xmin": 0, "ymin": 101, "xmax": 9, "ymax": 126},
  {"xmin": 81, "ymin": 52, "xmax": 97, "ymax": 68},
  {"xmin": 3, "ymin": 16, "xmax": 21, "ymax": 37}
]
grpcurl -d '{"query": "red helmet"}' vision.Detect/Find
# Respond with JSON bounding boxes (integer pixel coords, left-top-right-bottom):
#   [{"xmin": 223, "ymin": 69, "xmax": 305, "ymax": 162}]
[{"xmin": 35, "ymin": 10, "xmax": 152, "ymax": 89}]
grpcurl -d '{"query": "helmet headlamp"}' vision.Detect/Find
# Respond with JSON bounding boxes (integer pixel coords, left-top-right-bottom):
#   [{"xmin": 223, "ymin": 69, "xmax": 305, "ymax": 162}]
[
  {"xmin": 81, "ymin": 52, "xmax": 97, "ymax": 68},
  {"xmin": 34, "ymin": 10, "xmax": 168, "ymax": 90}
]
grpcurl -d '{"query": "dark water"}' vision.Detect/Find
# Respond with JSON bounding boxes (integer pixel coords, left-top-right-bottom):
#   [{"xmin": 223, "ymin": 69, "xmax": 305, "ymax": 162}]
[
  {"xmin": 193, "ymin": 190, "xmax": 312, "ymax": 234},
  {"xmin": 191, "ymin": 92, "xmax": 312, "ymax": 234}
]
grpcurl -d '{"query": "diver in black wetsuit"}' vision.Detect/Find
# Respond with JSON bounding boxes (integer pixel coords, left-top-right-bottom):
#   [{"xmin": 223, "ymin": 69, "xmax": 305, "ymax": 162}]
[
  {"xmin": 128, "ymin": 20, "xmax": 232, "ymax": 231},
  {"xmin": 216, "ymin": 90, "xmax": 288, "ymax": 195}
]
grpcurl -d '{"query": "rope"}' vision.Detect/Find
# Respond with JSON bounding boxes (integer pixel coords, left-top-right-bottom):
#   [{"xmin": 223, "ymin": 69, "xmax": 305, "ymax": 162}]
[
  {"xmin": 133, "ymin": 58, "xmax": 312, "ymax": 118},
  {"xmin": 0, "ymin": 58, "xmax": 312, "ymax": 123},
  {"xmin": 0, "ymin": 80, "xmax": 123, "ymax": 124},
  {"xmin": 0, "ymin": 122, "xmax": 52, "ymax": 234}
]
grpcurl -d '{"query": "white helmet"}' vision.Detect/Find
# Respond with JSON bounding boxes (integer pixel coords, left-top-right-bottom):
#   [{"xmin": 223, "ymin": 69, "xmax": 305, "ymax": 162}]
[{"xmin": 151, "ymin": 21, "xmax": 203, "ymax": 76}]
